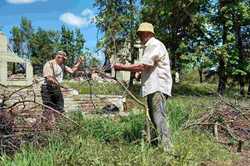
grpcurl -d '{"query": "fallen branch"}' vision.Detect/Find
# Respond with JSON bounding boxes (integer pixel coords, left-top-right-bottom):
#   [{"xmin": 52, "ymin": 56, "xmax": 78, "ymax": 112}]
[
  {"xmin": 7, "ymin": 78, "xmax": 45, "ymax": 101},
  {"xmin": 4, "ymin": 100, "xmax": 80, "ymax": 127},
  {"xmin": 218, "ymin": 94, "xmax": 249, "ymax": 120}
]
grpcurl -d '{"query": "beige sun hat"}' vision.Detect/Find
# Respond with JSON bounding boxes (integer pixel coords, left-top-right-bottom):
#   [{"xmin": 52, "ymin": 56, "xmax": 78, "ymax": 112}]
[
  {"xmin": 56, "ymin": 50, "xmax": 68, "ymax": 60},
  {"xmin": 137, "ymin": 22, "xmax": 155, "ymax": 34}
]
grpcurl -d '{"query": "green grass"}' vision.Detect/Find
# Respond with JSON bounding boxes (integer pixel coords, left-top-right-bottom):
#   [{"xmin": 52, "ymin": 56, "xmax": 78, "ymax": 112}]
[
  {"xmin": 0, "ymin": 96, "xmax": 236, "ymax": 166},
  {"xmin": 173, "ymin": 81, "xmax": 216, "ymax": 96},
  {"xmin": 3, "ymin": 70, "xmax": 247, "ymax": 165},
  {"xmin": 71, "ymin": 112, "xmax": 145, "ymax": 143},
  {"xmin": 63, "ymin": 81, "xmax": 123, "ymax": 95}
]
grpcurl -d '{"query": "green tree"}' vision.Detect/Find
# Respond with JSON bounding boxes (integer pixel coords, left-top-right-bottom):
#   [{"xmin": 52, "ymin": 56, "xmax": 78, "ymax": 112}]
[
  {"xmin": 95, "ymin": 0, "xmax": 125, "ymax": 61},
  {"xmin": 60, "ymin": 25, "xmax": 75, "ymax": 66},
  {"xmin": 30, "ymin": 28, "xmax": 60, "ymax": 73},
  {"xmin": 95, "ymin": 0, "xmax": 140, "ymax": 85},
  {"xmin": 231, "ymin": 0, "xmax": 250, "ymax": 95},
  {"xmin": 20, "ymin": 17, "xmax": 33, "ymax": 58},
  {"xmin": 94, "ymin": 1, "xmax": 137, "ymax": 60},
  {"xmin": 9, "ymin": 17, "xmax": 33, "ymax": 59},
  {"xmin": 75, "ymin": 28, "xmax": 85, "ymax": 57},
  {"xmin": 10, "ymin": 26, "xmax": 23, "ymax": 55},
  {"xmin": 210, "ymin": 0, "xmax": 250, "ymax": 95},
  {"xmin": 141, "ymin": 0, "xmax": 209, "ymax": 81},
  {"xmin": 242, "ymin": 25, "xmax": 250, "ymax": 96},
  {"xmin": 60, "ymin": 26, "xmax": 85, "ymax": 67},
  {"xmin": 9, "ymin": 18, "xmax": 86, "ymax": 75},
  {"xmin": 89, "ymin": 56, "xmax": 101, "ymax": 67}
]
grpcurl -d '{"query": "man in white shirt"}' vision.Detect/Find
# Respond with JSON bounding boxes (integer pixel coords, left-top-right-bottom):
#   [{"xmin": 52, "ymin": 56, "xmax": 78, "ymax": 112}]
[
  {"xmin": 41, "ymin": 51, "xmax": 83, "ymax": 126},
  {"xmin": 113, "ymin": 22, "xmax": 172, "ymax": 150}
]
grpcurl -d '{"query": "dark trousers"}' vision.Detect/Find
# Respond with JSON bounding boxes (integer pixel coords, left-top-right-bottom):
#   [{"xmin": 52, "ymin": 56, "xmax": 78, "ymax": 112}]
[
  {"xmin": 147, "ymin": 92, "xmax": 172, "ymax": 150},
  {"xmin": 41, "ymin": 84, "xmax": 64, "ymax": 112}
]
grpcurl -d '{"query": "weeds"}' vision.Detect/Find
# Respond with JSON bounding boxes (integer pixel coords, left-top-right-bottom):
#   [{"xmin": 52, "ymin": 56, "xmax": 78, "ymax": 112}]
[
  {"xmin": 0, "ymin": 96, "xmax": 235, "ymax": 165},
  {"xmin": 1, "ymin": 78, "xmax": 242, "ymax": 165}
]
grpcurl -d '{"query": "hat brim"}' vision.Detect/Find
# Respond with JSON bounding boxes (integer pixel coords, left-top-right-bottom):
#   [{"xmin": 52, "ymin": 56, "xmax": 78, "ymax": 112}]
[
  {"xmin": 57, "ymin": 54, "xmax": 68, "ymax": 60},
  {"xmin": 137, "ymin": 30, "xmax": 154, "ymax": 35}
]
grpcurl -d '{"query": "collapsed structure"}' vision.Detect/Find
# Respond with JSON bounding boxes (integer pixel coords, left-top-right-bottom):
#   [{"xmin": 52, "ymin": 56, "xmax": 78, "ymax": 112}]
[{"xmin": 0, "ymin": 32, "xmax": 33, "ymax": 86}]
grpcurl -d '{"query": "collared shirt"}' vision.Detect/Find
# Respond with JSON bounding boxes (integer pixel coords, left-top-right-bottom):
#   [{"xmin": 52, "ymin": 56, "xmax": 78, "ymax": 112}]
[
  {"xmin": 43, "ymin": 60, "xmax": 65, "ymax": 83},
  {"xmin": 140, "ymin": 37, "xmax": 172, "ymax": 97}
]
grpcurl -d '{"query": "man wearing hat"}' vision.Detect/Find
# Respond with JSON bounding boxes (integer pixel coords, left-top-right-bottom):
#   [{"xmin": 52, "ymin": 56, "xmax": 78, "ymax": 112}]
[
  {"xmin": 41, "ymin": 51, "xmax": 83, "ymax": 125},
  {"xmin": 113, "ymin": 22, "xmax": 173, "ymax": 150}
]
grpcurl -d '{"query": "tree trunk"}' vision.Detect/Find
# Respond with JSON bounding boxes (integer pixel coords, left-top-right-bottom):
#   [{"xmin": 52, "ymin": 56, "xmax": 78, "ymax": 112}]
[
  {"xmin": 247, "ymin": 75, "xmax": 250, "ymax": 96},
  {"xmin": 103, "ymin": 55, "xmax": 111, "ymax": 73},
  {"xmin": 217, "ymin": 23, "xmax": 227, "ymax": 95},
  {"xmin": 217, "ymin": 60, "xmax": 227, "ymax": 95},
  {"xmin": 239, "ymin": 76, "xmax": 245, "ymax": 96},
  {"xmin": 199, "ymin": 68, "xmax": 203, "ymax": 83},
  {"xmin": 128, "ymin": 0, "xmax": 136, "ymax": 88},
  {"xmin": 129, "ymin": 46, "xmax": 136, "ymax": 87},
  {"xmin": 170, "ymin": 40, "xmax": 178, "ymax": 83},
  {"xmin": 234, "ymin": 13, "xmax": 245, "ymax": 96}
]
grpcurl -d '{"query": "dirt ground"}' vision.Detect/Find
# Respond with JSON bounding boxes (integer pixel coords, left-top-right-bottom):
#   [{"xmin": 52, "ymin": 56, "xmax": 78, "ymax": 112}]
[{"xmin": 233, "ymin": 147, "xmax": 250, "ymax": 166}]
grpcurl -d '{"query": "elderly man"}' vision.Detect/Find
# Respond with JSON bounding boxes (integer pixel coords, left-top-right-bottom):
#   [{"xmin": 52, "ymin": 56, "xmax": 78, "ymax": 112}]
[
  {"xmin": 113, "ymin": 22, "xmax": 173, "ymax": 150},
  {"xmin": 41, "ymin": 51, "xmax": 83, "ymax": 124}
]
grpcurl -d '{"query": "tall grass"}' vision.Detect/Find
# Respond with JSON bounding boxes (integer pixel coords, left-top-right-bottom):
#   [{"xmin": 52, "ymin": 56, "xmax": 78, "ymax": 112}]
[{"xmin": 0, "ymin": 97, "xmax": 234, "ymax": 166}]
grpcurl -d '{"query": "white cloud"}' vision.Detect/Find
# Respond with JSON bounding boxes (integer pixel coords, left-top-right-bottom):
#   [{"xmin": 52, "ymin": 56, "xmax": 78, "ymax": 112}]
[
  {"xmin": 6, "ymin": 0, "xmax": 47, "ymax": 4},
  {"xmin": 59, "ymin": 12, "xmax": 88, "ymax": 27},
  {"xmin": 82, "ymin": 8, "xmax": 96, "ymax": 24},
  {"xmin": 59, "ymin": 9, "xmax": 96, "ymax": 27},
  {"xmin": 81, "ymin": 8, "xmax": 93, "ymax": 17}
]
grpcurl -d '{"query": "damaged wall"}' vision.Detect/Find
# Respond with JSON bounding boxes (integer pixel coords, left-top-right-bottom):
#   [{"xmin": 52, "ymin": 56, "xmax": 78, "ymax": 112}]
[{"xmin": 0, "ymin": 32, "xmax": 33, "ymax": 86}]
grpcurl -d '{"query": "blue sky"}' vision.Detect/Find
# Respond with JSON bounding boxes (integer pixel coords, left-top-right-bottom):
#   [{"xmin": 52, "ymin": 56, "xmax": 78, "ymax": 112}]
[{"xmin": 0, "ymin": 0, "xmax": 103, "ymax": 60}]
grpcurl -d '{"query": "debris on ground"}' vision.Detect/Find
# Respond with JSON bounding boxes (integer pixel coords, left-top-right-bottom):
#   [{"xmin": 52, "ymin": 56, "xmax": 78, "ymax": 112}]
[
  {"xmin": 0, "ymin": 82, "xmax": 58, "ymax": 154},
  {"xmin": 185, "ymin": 97, "xmax": 250, "ymax": 152}
]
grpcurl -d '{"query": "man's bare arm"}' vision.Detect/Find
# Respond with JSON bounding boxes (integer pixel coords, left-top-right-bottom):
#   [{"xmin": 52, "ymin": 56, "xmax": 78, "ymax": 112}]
[
  {"xmin": 113, "ymin": 63, "xmax": 153, "ymax": 72},
  {"xmin": 65, "ymin": 65, "xmax": 80, "ymax": 74},
  {"xmin": 65, "ymin": 57, "xmax": 83, "ymax": 74}
]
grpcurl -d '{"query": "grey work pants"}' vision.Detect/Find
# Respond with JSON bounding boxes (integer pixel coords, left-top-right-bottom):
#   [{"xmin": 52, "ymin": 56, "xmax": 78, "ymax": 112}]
[{"xmin": 147, "ymin": 92, "xmax": 172, "ymax": 150}]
